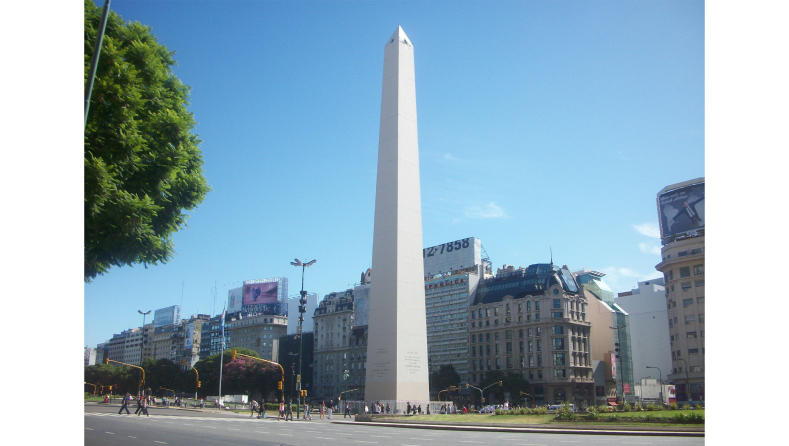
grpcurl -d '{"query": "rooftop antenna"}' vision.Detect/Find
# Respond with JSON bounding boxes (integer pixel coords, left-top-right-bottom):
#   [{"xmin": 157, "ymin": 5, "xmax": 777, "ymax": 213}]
[{"xmin": 550, "ymin": 246, "xmax": 553, "ymax": 266}]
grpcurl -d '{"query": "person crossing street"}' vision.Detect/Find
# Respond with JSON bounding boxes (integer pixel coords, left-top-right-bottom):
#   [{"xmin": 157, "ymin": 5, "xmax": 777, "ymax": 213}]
[{"xmin": 118, "ymin": 393, "xmax": 131, "ymax": 414}]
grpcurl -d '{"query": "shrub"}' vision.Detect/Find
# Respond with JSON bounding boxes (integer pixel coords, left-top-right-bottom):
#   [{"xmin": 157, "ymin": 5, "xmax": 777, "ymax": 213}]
[
  {"xmin": 634, "ymin": 401, "xmax": 643, "ymax": 411},
  {"xmin": 586, "ymin": 407, "xmax": 599, "ymax": 420},
  {"xmin": 645, "ymin": 404, "xmax": 655, "ymax": 411},
  {"xmin": 602, "ymin": 415, "xmax": 618, "ymax": 422},
  {"xmin": 596, "ymin": 405, "xmax": 608, "ymax": 413},
  {"xmin": 535, "ymin": 406, "xmax": 548, "ymax": 415},
  {"xmin": 623, "ymin": 403, "xmax": 632, "ymax": 412},
  {"xmin": 682, "ymin": 404, "xmax": 691, "ymax": 411},
  {"xmin": 494, "ymin": 408, "xmax": 504, "ymax": 415},
  {"xmin": 556, "ymin": 411, "xmax": 578, "ymax": 421},
  {"xmin": 517, "ymin": 407, "xmax": 527, "ymax": 415},
  {"xmin": 669, "ymin": 402, "xmax": 678, "ymax": 411}
]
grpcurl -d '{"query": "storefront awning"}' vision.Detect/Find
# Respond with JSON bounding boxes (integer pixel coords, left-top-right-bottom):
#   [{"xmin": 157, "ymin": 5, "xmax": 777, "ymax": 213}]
[{"xmin": 607, "ymin": 401, "xmax": 619, "ymax": 406}]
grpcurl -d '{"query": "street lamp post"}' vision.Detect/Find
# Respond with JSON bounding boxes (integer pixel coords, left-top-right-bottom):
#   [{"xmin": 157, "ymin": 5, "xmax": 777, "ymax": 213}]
[
  {"xmin": 610, "ymin": 324, "xmax": 626, "ymax": 405},
  {"xmin": 138, "ymin": 310, "xmax": 151, "ymax": 396},
  {"xmin": 291, "ymin": 258, "xmax": 316, "ymax": 420},
  {"xmin": 646, "ymin": 366, "xmax": 663, "ymax": 405},
  {"xmin": 677, "ymin": 358, "xmax": 690, "ymax": 404}
]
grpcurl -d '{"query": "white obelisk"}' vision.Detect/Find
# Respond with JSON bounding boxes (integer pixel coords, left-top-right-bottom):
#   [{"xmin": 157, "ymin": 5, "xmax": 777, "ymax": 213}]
[{"xmin": 365, "ymin": 26, "xmax": 429, "ymax": 404}]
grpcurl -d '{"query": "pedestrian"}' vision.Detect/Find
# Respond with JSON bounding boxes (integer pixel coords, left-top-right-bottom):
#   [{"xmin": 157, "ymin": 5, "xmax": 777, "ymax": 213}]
[
  {"xmin": 304, "ymin": 402, "xmax": 312, "ymax": 420},
  {"xmin": 386, "ymin": 403, "xmax": 390, "ymax": 414},
  {"xmin": 407, "ymin": 402, "xmax": 411, "ymax": 415},
  {"xmin": 250, "ymin": 399, "xmax": 259, "ymax": 417},
  {"xmin": 199, "ymin": 399, "xmax": 204, "ymax": 409},
  {"xmin": 285, "ymin": 399, "xmax": 293, "ymax": 421},
  {"xmin": 426, "ymin": 404, "xmax": 430, "ymax": 415},
  {"xmin": 328, "ymin": 400, "xmax": 333, "ymax": 419},
  {"xmin": 344, "ymin": 401, "xmax": 351, "ymax": 418},
  {"xmin": 320, "ymin": 401, "xmax": 325, "ymax": 419},
  {"xmin": 138, "ymin": 396, "xmax": 149, "ymax": 417},
  {"xmin": 118, "ymin": 393, "xmax": 131, "ymax": 414},
  {"xmin": 417, "ymin": 405, "xmax": 422, "ymax": 415},
  {"xmin": 279, "ymin": 400, "xmax": 285, "ymax": 420},
  {"xmin": 364, "ymin": 403, "xmax": 369, "ymax": 414},
  {"xmin": 134, "ymin": 395, "xmax": 144, "ymax": 415}
]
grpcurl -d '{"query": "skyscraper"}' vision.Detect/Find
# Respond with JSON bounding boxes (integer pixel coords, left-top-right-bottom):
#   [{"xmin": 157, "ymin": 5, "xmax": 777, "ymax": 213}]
[{"xmin": 365, "ymin": 26, "xmax": 429, "ymax": 404}]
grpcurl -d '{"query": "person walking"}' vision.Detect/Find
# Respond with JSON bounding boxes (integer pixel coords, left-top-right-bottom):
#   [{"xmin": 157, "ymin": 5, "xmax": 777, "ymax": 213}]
[
  {"xmin": 250, "ymin": 399, "xmax": 259, "ymax": 417},
  {"xmin": 303, "ymin": 402, "xmax": 312, "ymax": 420},
  {"xmin": 344, "ymin": 401, "xmax": 351, "ymax": 418},
  {"xmin": 385, "ymin": 403, "xmax": 391, "ymax": 414},
  {"xmin": 134, "ymin": 395, "xmax": 144, "ymax": 415},
  {"xmin": 406, "ymin": 402, "xmax": 411, "ymax": 415},
  {"xmin": 118, "ymin": 393, "xmax": 131, "ymax": 414},
  {"xmin": 285, "ymin": 400, "xmax": 293, "ymax": 421},
  {"xmin": 328, "ymin": 400, "xmax": 333, "ymax": 419},
  {"xmin": 278, "ymin": 400, "xmax": 285, "ymax": 420},
  {"xmin": 138, "ymin": 396, "xmax": 149, "ymax": 417},
  {"xmin": 320, "ymin": 401, "xmax": 325, "ymax": 419},
  {"xmin": 417, "ymin": 405, "xmax": 422, "ymax": 415}
]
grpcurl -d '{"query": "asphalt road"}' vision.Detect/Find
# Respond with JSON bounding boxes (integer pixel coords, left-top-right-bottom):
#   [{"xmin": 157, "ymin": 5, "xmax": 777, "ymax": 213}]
[{"xmin": 85, "ymin": 404, "xmax": 705, "ymax": 446}]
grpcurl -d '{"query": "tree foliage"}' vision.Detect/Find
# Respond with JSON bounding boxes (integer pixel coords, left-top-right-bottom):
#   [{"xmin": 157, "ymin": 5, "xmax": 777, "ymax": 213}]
[
  {"xmin": 193, "ymin": 348, "xmax": 274, "ymax": 398},
  {"xmin": 431, "ymin": 364, "xmax": 462, "ymax": 392},
  {"xmin": 84, "ymin": 0, "xmax": 210, "ymax": 281},
  {"xmin": 84, "ymin": 363, "xmax": 142, "ymax": 395},
  {"xmin": 478, "ymin": 370, "xmax": 532, "ymax": 404}
]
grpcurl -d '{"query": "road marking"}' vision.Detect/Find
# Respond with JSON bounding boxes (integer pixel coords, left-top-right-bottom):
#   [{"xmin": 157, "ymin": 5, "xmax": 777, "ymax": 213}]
[
  {"xmin": 316, "ymin": 437, "xmax": 333, "ymax": 440},
  {"xmin": 354, "ymin": 441, "xmax": 378, "ymax": 444},
  {"xmin": 105, "ymin": 432, "xmax": 114, "ymax": 435},
  {"xmin": 228, "ymin": 428, "xmax": 239, "ymax": 431},
  {"xmin": 370, "ymin": 435, "xmax": 388, "ymax": 438},
  {"xmin": 278, "ymin": 433, "xmax": 293, "ymax": 436},
  {"xmin": 255, "ymin": 431, "xmax": 270, "ymax": 434},
  {"xmin": 128, "ymin": 436, "xmax": 136, "ymax": 439},
  {"xmin": 85, "ymin": 428, "xmax": 93, "ymax": 431},
  {"xmin": 459, "ymin": 442, "xmax": 483, "ymax": 444},
  {"xmin": 154, "ymin": 442, "xmax": 168, "ymax": 445}
]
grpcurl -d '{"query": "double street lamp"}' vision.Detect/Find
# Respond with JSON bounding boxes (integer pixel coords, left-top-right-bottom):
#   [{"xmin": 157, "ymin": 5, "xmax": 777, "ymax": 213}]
[
  {"xmin": 290, "ymin": 258, "xmax": 316, "ymax": 420},
  {"xmin": 138, "ymin": 310, "xmax": 151, "ymax": 395}
]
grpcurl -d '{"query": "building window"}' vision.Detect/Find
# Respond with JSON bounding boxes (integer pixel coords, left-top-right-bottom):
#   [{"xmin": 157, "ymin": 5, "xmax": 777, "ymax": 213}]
[
  {"xmin": 695, "ymin": 280, "xmax": 705, "ymax": 287},
  {"xmin": 669, "ymin": 319, "xmax": 673, "ymax": 328},
  {"xmin": 554, "ymin": 325, "xmax": 563, "ymax": 335},
  {"xmin": 553, "ymin": 338, "xmax": 564, "ymax": 350},
  {"xmin": 553, "ymin": 353, "xmax": 565, "ymax": 365},
  {"xmin": 528, "ymin": 341, "xmax": 533, "ymax": 352},
  {"xmin": 680, "ymin": 267, "xmax": 691, "ymax": 278},
  {"xmin": 687, "ymin": 331, "xmax": 697, "ymax": 338},
  {"xmin": 506, "ymin": 330, "xmax": 512, "ymax": 339},
  {"xmin": 485, "ymin": 320, "xmax": 490, "ymax": 326},
  {"xmin": 520, "ymin": 356, "xmax": 525, "ymax": 367},
  {"xmin": 535, "ymin": 301, "xmax": 541, "ymax": 311},
  {"xmin": 519, "ymin": 341, "xmax": 524, "ymax": 353},
  {"xmin": 507, "ymin": 357, "xmax": 513, "ymax": 368},
  {"xmin": 537, "ymin": 340, "xmax": 542, "ymax": 352},
  {"xmin": 693, "ymin": 265, "xmax": 704, "ymax": 276},
  {"xmin": 553, "ymin": 299, "xmax": 561, "ymax": 309},
  {"xmin": 472, "ymin": 334, "xmax": 476, "ymax": 343},
  {"xmin": 487, "ymin": 359, "xmax": 491, "ymax": 370},
  {"xmin": 496, "ymin": 358, "xmax": 501, "ymax": 370},
  {"xmin": 495, "ymin": 332, "xmax": 500, "ymax": 341},
  {"xmin": 699, "ymin": 313, "xmax": 705, "ymax": 323},
  {"xmin": 494, "ymin": 308, "xmax": 499, "ymax": 316},
  {"xmin": 537, "ymin": 354, "xmax": 542, "ymax": 366},
  {"xmin": 529, "ymin": 355, "xmax": 534, "ymax": 367},
  {"xmin": 554, "ymin": 368, "xmax": 566, "ymax": 378},
  {"xmin": 486, "ymin": 333, "xmax": 491, "ymax": 342},
  {"xmin": 527, "ymin": 328, "xmax": 533, "ymax": 337},
  {"xmin": 495, "ymin": 344, "xmax": 500, "ymax": 355},
  {"xmin": 688, "ymin": 348, "xmax": 699, "ymax": 355},
  {"xmin": 682, "ymin": 283, "xmax": 692, "ymax": 292},
  {"xmin": 485, "ymin": 308, "xmax": 490, "ymax": 318},
  {"xmin": 683, "ymin": 298, "xmax": 693, "ymax": 306},
  {"xmin": 471, "ymin": 311, "xmax": 476, "ymax": 320},
  {"xmin": 538, "ymin": 370, "xmax": 543, "ymax": 379},
  {"xmin": 536, "ymin": 327, "xmax": 541, "ymax": 337},
  {"xmin": 472, "ymin": 360, "xmax": 477, "ymax": 371},
  {"xmin": 527, "ymin": 301, "xmax": 531, "ymax": 311},
  {"xmin": 486, "ymin": 345, "xmax": 491, "ymax": 356},
  {"xmin": 507, "ymin": 342, "xmax": 512, "ymax": 354},
  {"xmin": 552, "ymin": 311, "xmax": 563, "ymax": 319},
  {"xmin": 519, "ymin": 329, "xmax": 524, "ymax": 339},
  {"xmin": 690, "ymin": 366, "xmax": 701, "ymax": 372},
  {"xmin": 535, "ymin": 313, "xmax": 541, "ymax": 320},
  {"xmin": 685, "ymin": 315, "xmax": 695, "ymax": 324},
  {"xmin": 518, "ymin": 303, "xmax": 523, "ymax": 312},
  {"xmin": 506, "ymin": 304, "xmax": 511, "ymax": 314},
  {"xmin": 479, "ymin": 308, "xmax": 483, "ymax": 318}
]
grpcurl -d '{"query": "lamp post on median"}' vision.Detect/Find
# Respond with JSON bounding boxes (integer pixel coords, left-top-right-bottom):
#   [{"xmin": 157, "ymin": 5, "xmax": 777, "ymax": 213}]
[
  {"xmin": 646, "ymin": 366, "xmax": 663, "ymax": 405},
  {"xmin": 138, "ymin": 310, "xmax": 151, "ymax": 396},
  {"xmin": 291, "ymin": 258, "xmax": 316, "ymax": 421}
]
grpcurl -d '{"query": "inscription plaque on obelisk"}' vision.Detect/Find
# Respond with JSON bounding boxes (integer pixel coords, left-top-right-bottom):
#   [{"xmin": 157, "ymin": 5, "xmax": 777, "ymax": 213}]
[{"xmin": 364, "ymin": 26, "xmax": 429, "ymax": 404}]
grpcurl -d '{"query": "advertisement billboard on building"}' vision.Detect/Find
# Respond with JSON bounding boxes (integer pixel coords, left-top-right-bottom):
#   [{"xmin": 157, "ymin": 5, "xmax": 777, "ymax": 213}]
[
  {"xmin": 243, "ymin": 282, "xmax": 278, "ymax": 305},
  {"xmin": 227, "ymin": 287, "xmax": 243, "ymax": 314},
  {"xmin": 657, "ymin": 180, "xmax": 705, "ymax": 241},
  {"xmin": 610, "ymin": 352, "xmax": 617, "ymax": 380},
  {"xmin": 153, "ymin": 305, "xmax": 181, "ymax": 328},
  {"xmin": 185, "ymin": 323, "xmax": 194, "ymax": 350}
]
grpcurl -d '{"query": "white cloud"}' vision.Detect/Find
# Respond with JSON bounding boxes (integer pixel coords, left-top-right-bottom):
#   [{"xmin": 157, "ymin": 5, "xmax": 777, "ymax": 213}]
[
  {"xmin": 465, "ymin": 202, "xmax": 507, "ymax": 219},
  {"xmin": 632, "ymin": 223, "xmax": 660, "ymax": 238},
  {"xmin": 443, "ymin": 153, "xmax": 456, "ymax": 161},
  {"xmin": 638, "ymin": 242, "xmax": 661, "ymax": 255},
  {"xmin": 599, "ymin": 266, "xmax": 663, "ymax": 293}
]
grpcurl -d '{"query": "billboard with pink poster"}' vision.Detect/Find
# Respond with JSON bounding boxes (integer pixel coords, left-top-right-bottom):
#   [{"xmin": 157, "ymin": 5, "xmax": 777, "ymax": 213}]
[{"xmin": 243, "ymin": 282, "xmax": 278, "ymax": 306}]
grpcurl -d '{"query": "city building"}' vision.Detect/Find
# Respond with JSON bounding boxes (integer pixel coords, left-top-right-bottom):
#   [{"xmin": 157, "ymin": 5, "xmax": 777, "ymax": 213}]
[
  {"xmin": 107, "ymin": 331, "xmax": 128, "ymax": 363},
  {"xmin": 227, "ymin": 278, "xmax": 289, "ymax": 318},
  {"xmin": 469, "ymin": 263, "xmax": 595, "ymax": 408},
  {"xmin": 95, "ymin": 342, "xmax": 108, "ymax": 365},
  {"xmin": 312, "ymin": 287, "xmax": 362, "ymax": 401},
  {"xmin": 153, "ymin": 305, "xmax": 182, "ymax": 328},
  {"xmin": 151, "ymin": 324, "xmax": 182, "ymax": 362},
  {"xmin": 226, "ymin": 313, "xmax": 287, "ymax": 362},
  {"xmin": 84, "ymin": 347, "xmax": 96, "ymax": 366},
  {"xmin": 654, "ymin": 178, "xmax": 705, "ymax": 403},
  {"xmin": 574, "ymin": 269, "xmax": 634, "ymax": 404},
  {"xmin": 277, "ymin": 332, "xmax": 315, "ymax": 401},
  {"xmin": 616, "ymin": 278, "xmax": 673, "ymax": 393},
  {"xmin": 287, "ymin": 292, "xmax": 319, "ymax": 335},
  {"xmin": 122, "ymin": 328, "xmax": 145, "ymax": 365},
  {"xmin": 199, "ymin": 314, "xmax": 231, "ymax": 358}
]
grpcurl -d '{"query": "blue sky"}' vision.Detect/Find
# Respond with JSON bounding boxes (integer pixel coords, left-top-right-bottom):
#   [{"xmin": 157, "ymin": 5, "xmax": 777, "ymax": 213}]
[{"xmin": 82, "ymin": 0, "xmax": 704, "ymax": 348}]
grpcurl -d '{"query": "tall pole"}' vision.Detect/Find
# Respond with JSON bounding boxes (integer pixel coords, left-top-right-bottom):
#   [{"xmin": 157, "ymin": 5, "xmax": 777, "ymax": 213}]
[
  {"xmin": 138, "ymin": 310, "xmax": 150, "ymax": 396},
  {"xmin": 85, "ymin": 0, "xmax": 112, "ymax": 128},
  {"xmin": 677, "ymin": 358, "xmax": 690, "ymax": 404},
  {"xmin": 291, "ymin": 258, "xmax": 316, "ymax": 419},
  {"xmin": 218, "ymin": 306, "xmax": 226, "ymax": 408}
]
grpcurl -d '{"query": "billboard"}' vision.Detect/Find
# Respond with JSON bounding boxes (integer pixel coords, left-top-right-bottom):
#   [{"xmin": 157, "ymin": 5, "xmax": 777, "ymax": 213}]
[
  {"xmin": 153, "ymin": 305, "xmax": 181, "ymax": 328},
  {"xmin": 657, "ymin": 180, "xmax": 705, "ymax": 241},
  {"xmin": 185, "ymin": 322, "xmax": 194, "ymax": 350},
  {"xmin": 610, "ymin": 352, "xmax": 617, "ymax": 379},
  {"xmin": 243, "ymin": 282, "xmax": 278, "ymax": 305},
  {"xmin": 227, "ymin": 287, "xmax": 243, "ymax": 314}
]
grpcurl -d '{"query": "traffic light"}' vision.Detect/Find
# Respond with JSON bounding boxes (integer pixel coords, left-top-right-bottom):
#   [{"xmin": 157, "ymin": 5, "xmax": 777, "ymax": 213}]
[
  {"xmin": 465, "ymin": 383, "xmax": 469, "ymax": 389},
  {"xmin": 108, "ymin": 385, "xmax": 112, "ymax": 392},
  {"xmin": 277, "ymin": 381, "xmax": 283, "ymax": 390},
  {"xmin": 104, "ymin": 358, "xmax": 109, "ymax": 365},
  {"xmin": 615, "ymin": 343, "xmax": 622, "ymax": 360},
  {"xmin": 231, "ymin": 350, "xmax": 237, "ymax": 361},
  {"xmin": 299, "ymin": 291, "xmax": 307, "ymax": 313},
  {"xmin": 181, "ymin": 358, "xmax": 186, "ymax": 366},
  {"xmin": 301, "ymin": 390, "xmax": 307, "ymax": 397},
  {"xmin": 499, "ymin": 380, "xmax": 503, "ymax": 386},
  {"xmin": 197, "ymin": 381, "xmax": 201, "ymax": 388}
]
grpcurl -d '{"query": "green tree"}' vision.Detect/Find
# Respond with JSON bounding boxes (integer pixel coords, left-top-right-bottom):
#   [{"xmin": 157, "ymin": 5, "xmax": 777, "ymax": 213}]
[
  {"xmin": 193, "ymin": 348, "xmax": 262, "ymax": 398},
  {"xmin": 479, "ymin": 371, "xmax": 532, "ymax": 405},
  {"xmin": 84, "ymin": 0, "xmax": 210, "ymax": 282},
  {"xmin": 431, "ymin": 364, "xmax": 461, "ymax": 392}
]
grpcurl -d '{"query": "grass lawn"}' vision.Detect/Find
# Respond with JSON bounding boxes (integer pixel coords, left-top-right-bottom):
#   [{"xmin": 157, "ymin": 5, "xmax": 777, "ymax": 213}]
[{"xmin": 593, "ymin": 409, "xmax": 705, "ymax": 419}]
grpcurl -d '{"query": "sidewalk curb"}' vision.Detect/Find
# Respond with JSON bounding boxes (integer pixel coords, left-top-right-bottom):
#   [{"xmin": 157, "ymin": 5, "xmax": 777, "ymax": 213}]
[{"xmin": 337, "ymin": 420, "xmax": 704, "ymax": 437}]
